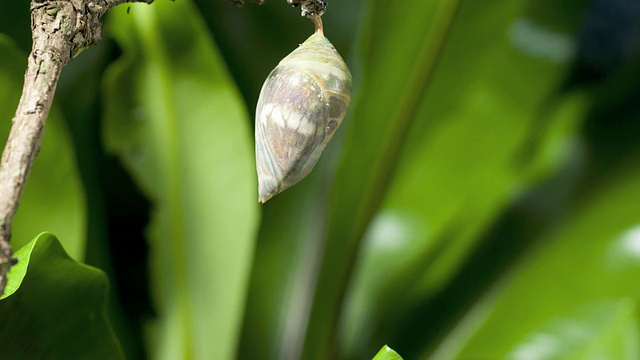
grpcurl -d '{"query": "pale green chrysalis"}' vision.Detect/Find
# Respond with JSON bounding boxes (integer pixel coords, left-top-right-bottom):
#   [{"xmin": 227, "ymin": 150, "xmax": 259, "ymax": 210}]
[{"xmin": 255, "ymin": 18, "xmax": 352, "ymax": 203}]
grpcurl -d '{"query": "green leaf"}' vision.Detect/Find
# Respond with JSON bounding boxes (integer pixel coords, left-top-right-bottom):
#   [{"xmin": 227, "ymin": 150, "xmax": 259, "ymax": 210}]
[
  {"xmin": 373, "ymin": 345, "xmax": 404, "ymax": 360},
  {"xmin": 436, "ymin": 160, "xmax": 640, "ymax": 359},
  {"xmin": 0, "ymin": 35, "xmax": 86, "ymax": 260},
  {"xmin": 238, "ymin": 172, "xmax": 331, "ymax": 359},
  {"xmin": 103, "ymin": 1, "xmax": 259, "ymax": 359},
  {"xmin": 0, "ymin": 233, "xmax": 123, "ymax": 358},
  {"xmin": 304, "ymin": 0, "xmax": 587, "ymax": 357},
  {"xmin": 57, "ymin": 36, "xmax": 149, "ymax": 358},
  {"xmin": 505, "ymin": 299, "xmax": 640, "ymax": 360}
]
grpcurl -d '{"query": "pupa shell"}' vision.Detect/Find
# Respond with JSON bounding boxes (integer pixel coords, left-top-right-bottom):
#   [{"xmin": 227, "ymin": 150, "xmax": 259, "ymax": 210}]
[{"xmin": 255, "ymin": 33, "xmax": 352, "ymax": 203}]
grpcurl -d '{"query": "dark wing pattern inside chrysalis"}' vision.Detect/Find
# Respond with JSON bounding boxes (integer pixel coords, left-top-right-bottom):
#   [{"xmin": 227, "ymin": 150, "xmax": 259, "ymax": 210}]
[
  {"xmin": 255, "ymin": 33, "xmax": 352, "ymax": 203},
  {"xmin": 256, "ymin": 66, "xmax": 328, "ymax": 202}
]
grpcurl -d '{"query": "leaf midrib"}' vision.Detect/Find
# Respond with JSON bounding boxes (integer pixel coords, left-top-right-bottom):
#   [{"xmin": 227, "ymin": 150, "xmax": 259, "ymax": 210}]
[
  {"xmin": 135, "ymin": 8, "xmax": 192, "ymax": 359},
  {"xmin": 352, "ymin": 0, "xmax": 463, "ymax": 254}
]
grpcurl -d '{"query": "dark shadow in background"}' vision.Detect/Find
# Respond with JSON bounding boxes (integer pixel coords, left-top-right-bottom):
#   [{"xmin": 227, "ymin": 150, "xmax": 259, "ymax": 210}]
[{"xmin": 58, "ymin": 40, "xmax": 154, "ymax": 360}]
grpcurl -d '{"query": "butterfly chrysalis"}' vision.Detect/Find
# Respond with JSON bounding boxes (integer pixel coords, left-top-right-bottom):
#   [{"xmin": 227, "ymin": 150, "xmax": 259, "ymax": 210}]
[{"xmin": 255, "ymin": 15, "xmax": 352, "ymax": 203}]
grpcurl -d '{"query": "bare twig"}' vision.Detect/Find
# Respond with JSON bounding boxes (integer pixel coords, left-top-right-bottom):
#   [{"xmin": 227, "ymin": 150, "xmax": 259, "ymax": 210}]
[
  {"xmin": 0, "ymin": 0, "xmax": 152, "ymax": 295},
  {"xmin": 287, "ymin": 0, "xmax": 326, "ymax": 17}
]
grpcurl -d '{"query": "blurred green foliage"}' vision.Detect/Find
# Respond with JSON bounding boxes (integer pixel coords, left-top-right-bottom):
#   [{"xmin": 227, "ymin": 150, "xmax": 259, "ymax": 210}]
[
  {"xmin": 103, "ymin": 2, "xmax": 258, "ymax": 359},
  {"xmin": 1, "ymin": 0, "xmax": 640, "ymax": 359},
  {"xmin": 0, "ymin": 233, "xmax": 123, "ymax": 358}
]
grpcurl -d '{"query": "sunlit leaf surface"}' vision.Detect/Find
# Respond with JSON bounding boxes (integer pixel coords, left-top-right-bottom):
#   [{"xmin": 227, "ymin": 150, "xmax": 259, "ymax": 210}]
[
  {"xmin": 103, "ymin": 1, "xmax": 259, "ymax": 359},
  {"xmin": 372, "ymin": 345, "xmax": 404, "ymax": 360},
  {"xmin": 443, "ymin": 163, "xmax": 640, "ymax": 359}
]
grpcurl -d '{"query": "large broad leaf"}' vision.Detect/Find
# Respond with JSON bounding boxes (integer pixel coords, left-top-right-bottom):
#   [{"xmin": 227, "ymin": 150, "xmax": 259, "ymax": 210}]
[
  {"xmin": 433, "ymin": 159, "xmax": 640, "ymax": 359},
  {"xmin": 103, "ymin": 1, "xmax": 259, "ymax": 359},
  {"xmin": 304, "ymin": 0, "xmax": 587, "ymax": 358},
  {"xmin": 0, "ymin": 233, "xmax": 122, "ymax": 358},
  {"xmin": 0, "ymin": 35, "xmax": 86, "ymax": 259}
]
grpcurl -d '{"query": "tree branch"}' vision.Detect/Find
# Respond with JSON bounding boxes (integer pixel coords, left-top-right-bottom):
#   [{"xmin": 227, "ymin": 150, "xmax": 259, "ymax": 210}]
[
  {"xmin": 226, "ymin": 0, "xmax": 325, "ymax": 17},
  {"xmin": 0, "ymin": 0, "xmax": 152, "ymax": 295},
  {"xmin": 287, "ymin": 0, "xmax": 326, "ymax": 17}
]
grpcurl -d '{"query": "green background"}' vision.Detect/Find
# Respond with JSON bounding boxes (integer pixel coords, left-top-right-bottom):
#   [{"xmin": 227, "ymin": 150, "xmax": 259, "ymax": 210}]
[{"xmin": 1, "ymin": 0, "xmax": 639, "ymax": 359}]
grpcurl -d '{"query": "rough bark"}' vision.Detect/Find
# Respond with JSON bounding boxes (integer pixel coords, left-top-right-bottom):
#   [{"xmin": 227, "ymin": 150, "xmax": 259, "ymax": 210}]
[
  {"xmin": 287, "ymin": 0, "xmax": 326, "ymax": 17},
  {"xmin": 0, "ymin": 0, "xmax": 152, "ymax": 295}
]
